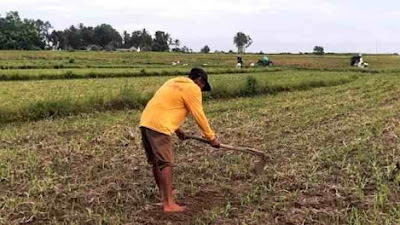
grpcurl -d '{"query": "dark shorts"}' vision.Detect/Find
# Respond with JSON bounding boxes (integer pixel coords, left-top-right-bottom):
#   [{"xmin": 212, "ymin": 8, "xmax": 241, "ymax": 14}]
[{"xmin": 140, "ymin": 127, "xmax": 173, "ymax": 170}]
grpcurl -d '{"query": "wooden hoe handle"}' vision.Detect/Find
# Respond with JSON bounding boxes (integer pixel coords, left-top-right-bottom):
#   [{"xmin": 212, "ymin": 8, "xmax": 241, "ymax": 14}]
[{"xmin": 185, "ymin": 135, "xmax": 266, "ymax": 158}]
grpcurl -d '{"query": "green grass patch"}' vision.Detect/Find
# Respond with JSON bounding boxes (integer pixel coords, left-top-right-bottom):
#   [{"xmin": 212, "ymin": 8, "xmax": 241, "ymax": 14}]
[{"xmin": 0, "ymin": 71, "xmax": 358, "ymax": 124}]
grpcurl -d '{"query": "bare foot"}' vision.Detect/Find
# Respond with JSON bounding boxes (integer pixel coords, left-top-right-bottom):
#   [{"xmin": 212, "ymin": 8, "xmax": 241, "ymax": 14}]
[{"xmin": 163, "ymin": 203, "xmax": 186, "ymax": 213}]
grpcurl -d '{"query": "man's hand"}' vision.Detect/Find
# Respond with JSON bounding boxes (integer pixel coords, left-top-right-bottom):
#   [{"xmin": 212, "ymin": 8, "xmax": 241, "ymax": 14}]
[
  {"xmin": 210, "ymin": 136, "xmax": 220, "ymax": 148},
  {"xmin": 175, "ymin": 128, "xmax": 186, "ymax": 141}
]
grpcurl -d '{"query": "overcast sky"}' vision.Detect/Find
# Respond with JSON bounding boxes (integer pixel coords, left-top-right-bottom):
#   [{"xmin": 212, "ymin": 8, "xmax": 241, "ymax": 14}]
[{"xmin": 1, "ymin": 0, "xmax": 399, "ymax": 53}]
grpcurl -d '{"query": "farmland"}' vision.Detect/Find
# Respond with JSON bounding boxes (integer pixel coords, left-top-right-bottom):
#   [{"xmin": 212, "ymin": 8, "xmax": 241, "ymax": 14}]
[{"xmin": 1, "ymin": 51, "xmax": 400, "ymax": 224}]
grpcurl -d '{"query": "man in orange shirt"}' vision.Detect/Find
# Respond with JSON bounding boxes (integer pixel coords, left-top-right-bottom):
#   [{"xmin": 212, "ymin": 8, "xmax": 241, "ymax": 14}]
[{"xmin": 140, "ymin": 68, "xmax": 220, "ymax": 213}]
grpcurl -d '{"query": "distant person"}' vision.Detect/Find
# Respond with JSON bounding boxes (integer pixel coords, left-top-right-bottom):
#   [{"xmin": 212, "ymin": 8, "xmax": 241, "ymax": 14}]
[
  {"xmin": 350, "ymin": 54, "xmax": 368, "ymax": 68},
  {"xmin": 237, "ymin": 56, "xmax": 243, "ymax": 68},
  {"xmin": 350, "ymin": 54, "xmax": 361, "ymax": 66},
  {"xmin": 257, "ymin": 55, "xmax": 273, "ymax": 66},
  {"xmin": 139, "ymin": 68, "xmax": 220, "ymax": 213}
]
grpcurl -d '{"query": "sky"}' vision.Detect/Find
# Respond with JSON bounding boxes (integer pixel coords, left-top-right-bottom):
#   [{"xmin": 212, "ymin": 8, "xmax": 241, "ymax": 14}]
[{"xmin": 1, "ymin": 0, "xmax": 400, "ymax": 53}]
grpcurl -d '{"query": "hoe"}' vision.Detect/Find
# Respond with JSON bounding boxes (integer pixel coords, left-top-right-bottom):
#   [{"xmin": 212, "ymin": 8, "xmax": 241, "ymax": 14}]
[{"xmin": 185, "ymin": 135, "xmax": 267, "ymax": 175}]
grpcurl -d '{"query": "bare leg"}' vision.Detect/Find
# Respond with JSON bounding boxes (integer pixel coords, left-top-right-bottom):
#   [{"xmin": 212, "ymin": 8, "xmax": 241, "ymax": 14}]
[
  {"xmin": 153, "ymin": 165, "xmax": 178, "ymax": 202},
  {"xmin": 159, "ymin": 166, "xmax": 185, "ymax": 212},
  {"xmin": 153, "ymin": 165, "xmax": 162, "ymax": 190}
]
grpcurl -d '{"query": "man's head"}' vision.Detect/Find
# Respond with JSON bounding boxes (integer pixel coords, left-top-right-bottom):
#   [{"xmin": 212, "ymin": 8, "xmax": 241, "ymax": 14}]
[{"xmin": 188, "ymin": 68, "xmax": 211, "ymax": 92}]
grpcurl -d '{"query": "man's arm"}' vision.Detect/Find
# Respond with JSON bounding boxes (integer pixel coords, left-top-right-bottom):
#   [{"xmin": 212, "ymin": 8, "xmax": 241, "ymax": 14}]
[{"xmin": 183, "ymin": 86, "xmax": 215, "ymax": 140}]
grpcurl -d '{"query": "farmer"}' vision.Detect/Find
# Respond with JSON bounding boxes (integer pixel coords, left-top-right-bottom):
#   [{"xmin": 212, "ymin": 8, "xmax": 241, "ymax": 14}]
[
  {"xmin": 350, "ymin": 54, "xmax": 361, "ymax": 66},
  {"xmin": 139, "ymin": 68, "xmax": 220, "ymax": 213},
  {"xmin": 237, "ymin": 56, "xmax": 243, "ymax": 68},
  {"xmin": 350, "ymin": 53, "xmax": 368, "ymax": 68},
  {"xmin": 258, "ymin": 55, "xmax": 272, "ymax": 66}
]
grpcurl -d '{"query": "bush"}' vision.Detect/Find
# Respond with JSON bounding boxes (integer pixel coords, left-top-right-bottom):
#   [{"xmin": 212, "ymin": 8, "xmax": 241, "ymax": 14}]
[
  {"xmin": 242, "ymin": 76, "xmax": 260, "ymax": 96},
  {"xmin": 23, "ymin": 99, "xmax": 76, "ymax": 121},
  {"xmin": 68, "ymin": 58, "xmax": 75, "ymax": 63}
]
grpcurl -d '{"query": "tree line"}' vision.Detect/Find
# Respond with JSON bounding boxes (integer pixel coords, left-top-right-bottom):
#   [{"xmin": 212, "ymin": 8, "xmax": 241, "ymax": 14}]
[
  {"xmin": 0, "ymin": 11, "xmax": 191, "ymax": 52},
  {"xmin": 0, "ymin": 11, "xmax": 325, "ymax": 55},
  {"xmin": 0, "ymin": 11, "xmax": 256, "ymax": 53}
]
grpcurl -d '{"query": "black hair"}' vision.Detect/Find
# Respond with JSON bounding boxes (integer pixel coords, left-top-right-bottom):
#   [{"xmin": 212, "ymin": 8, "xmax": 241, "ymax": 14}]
[
  {"xmin": 188, "ymin": 67, "xmax": 211, "ymax": 91},
  {"xmin": 189, "ymin": 68, "xmax": 206, "ymax": 81}
]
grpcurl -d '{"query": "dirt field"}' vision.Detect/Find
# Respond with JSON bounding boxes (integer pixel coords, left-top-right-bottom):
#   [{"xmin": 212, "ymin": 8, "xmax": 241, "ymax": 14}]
[{"xmin": 1, "ymin": 52, "xmax": 400, "ymax": 224}]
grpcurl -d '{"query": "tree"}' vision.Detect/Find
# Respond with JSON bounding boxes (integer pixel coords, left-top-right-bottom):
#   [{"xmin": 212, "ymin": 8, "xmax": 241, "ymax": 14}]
[
  {"xmin": 63, "ymin": 25, "xmax": 81, "ymax": 49},
  {"xmin": 34, "ymin": 19, "xmax": 52, "ymax": 48},
  {"xmin": 233, "ymin": 32, "xmax": 252, "ymax": 53},
  {"xmin": 129, "ymin": 29, "xmax": 152, "ymax": 50},
  {"xmin": 171, "ymin": 39, "xmax": 181, "ymax": 52},
  {"xmin": 181, "ymin": 46, "xmax": 190, "ymax": 53},
  {"xmin": 129, "ymin": 30, "xmax": 142, "ymax": 48},
  {"xmin": 200, "ymin": 45, "xmax": 210, "ymax": 53},
  {"xmin": 151, "ymin": 31, "xmax": 170, "ymax": 52},
  {"xmin": 80, "ymin": 25, "xmax": 95, "ymax": 47},
  {"xmin": 49, "ymin": 24, "xmax": 97, "ymax": 50},
  {"xmin": 0, "ymin": 11, "xmax": 51, "ymax": 50},
  {"xmin": 93, "ymin": 24, "xmax": 122, "ymax": 48},
  {"xmin": 174, "ymin": 39, "xmax": 180, "ymax": 48},
  {"xmin": 122, "ymin": 31, "xmax": 131, "ymax": 48},
  {"xmin": 49, "ymin": 30, "xmax": 67, "ymax": 49},
  {"xmin": 140, "ymin": 29, "xmax": 152, "ymax": 51},
  {"xmin": 313, "ymin": 46, "xmax": 324, "ymax": 55}
]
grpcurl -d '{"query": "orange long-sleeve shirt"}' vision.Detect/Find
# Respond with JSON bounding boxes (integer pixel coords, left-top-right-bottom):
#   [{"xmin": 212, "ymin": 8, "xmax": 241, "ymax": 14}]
[{"xmin": 140, "ymin": 77, "xmax": 215, "ymax": 140}]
